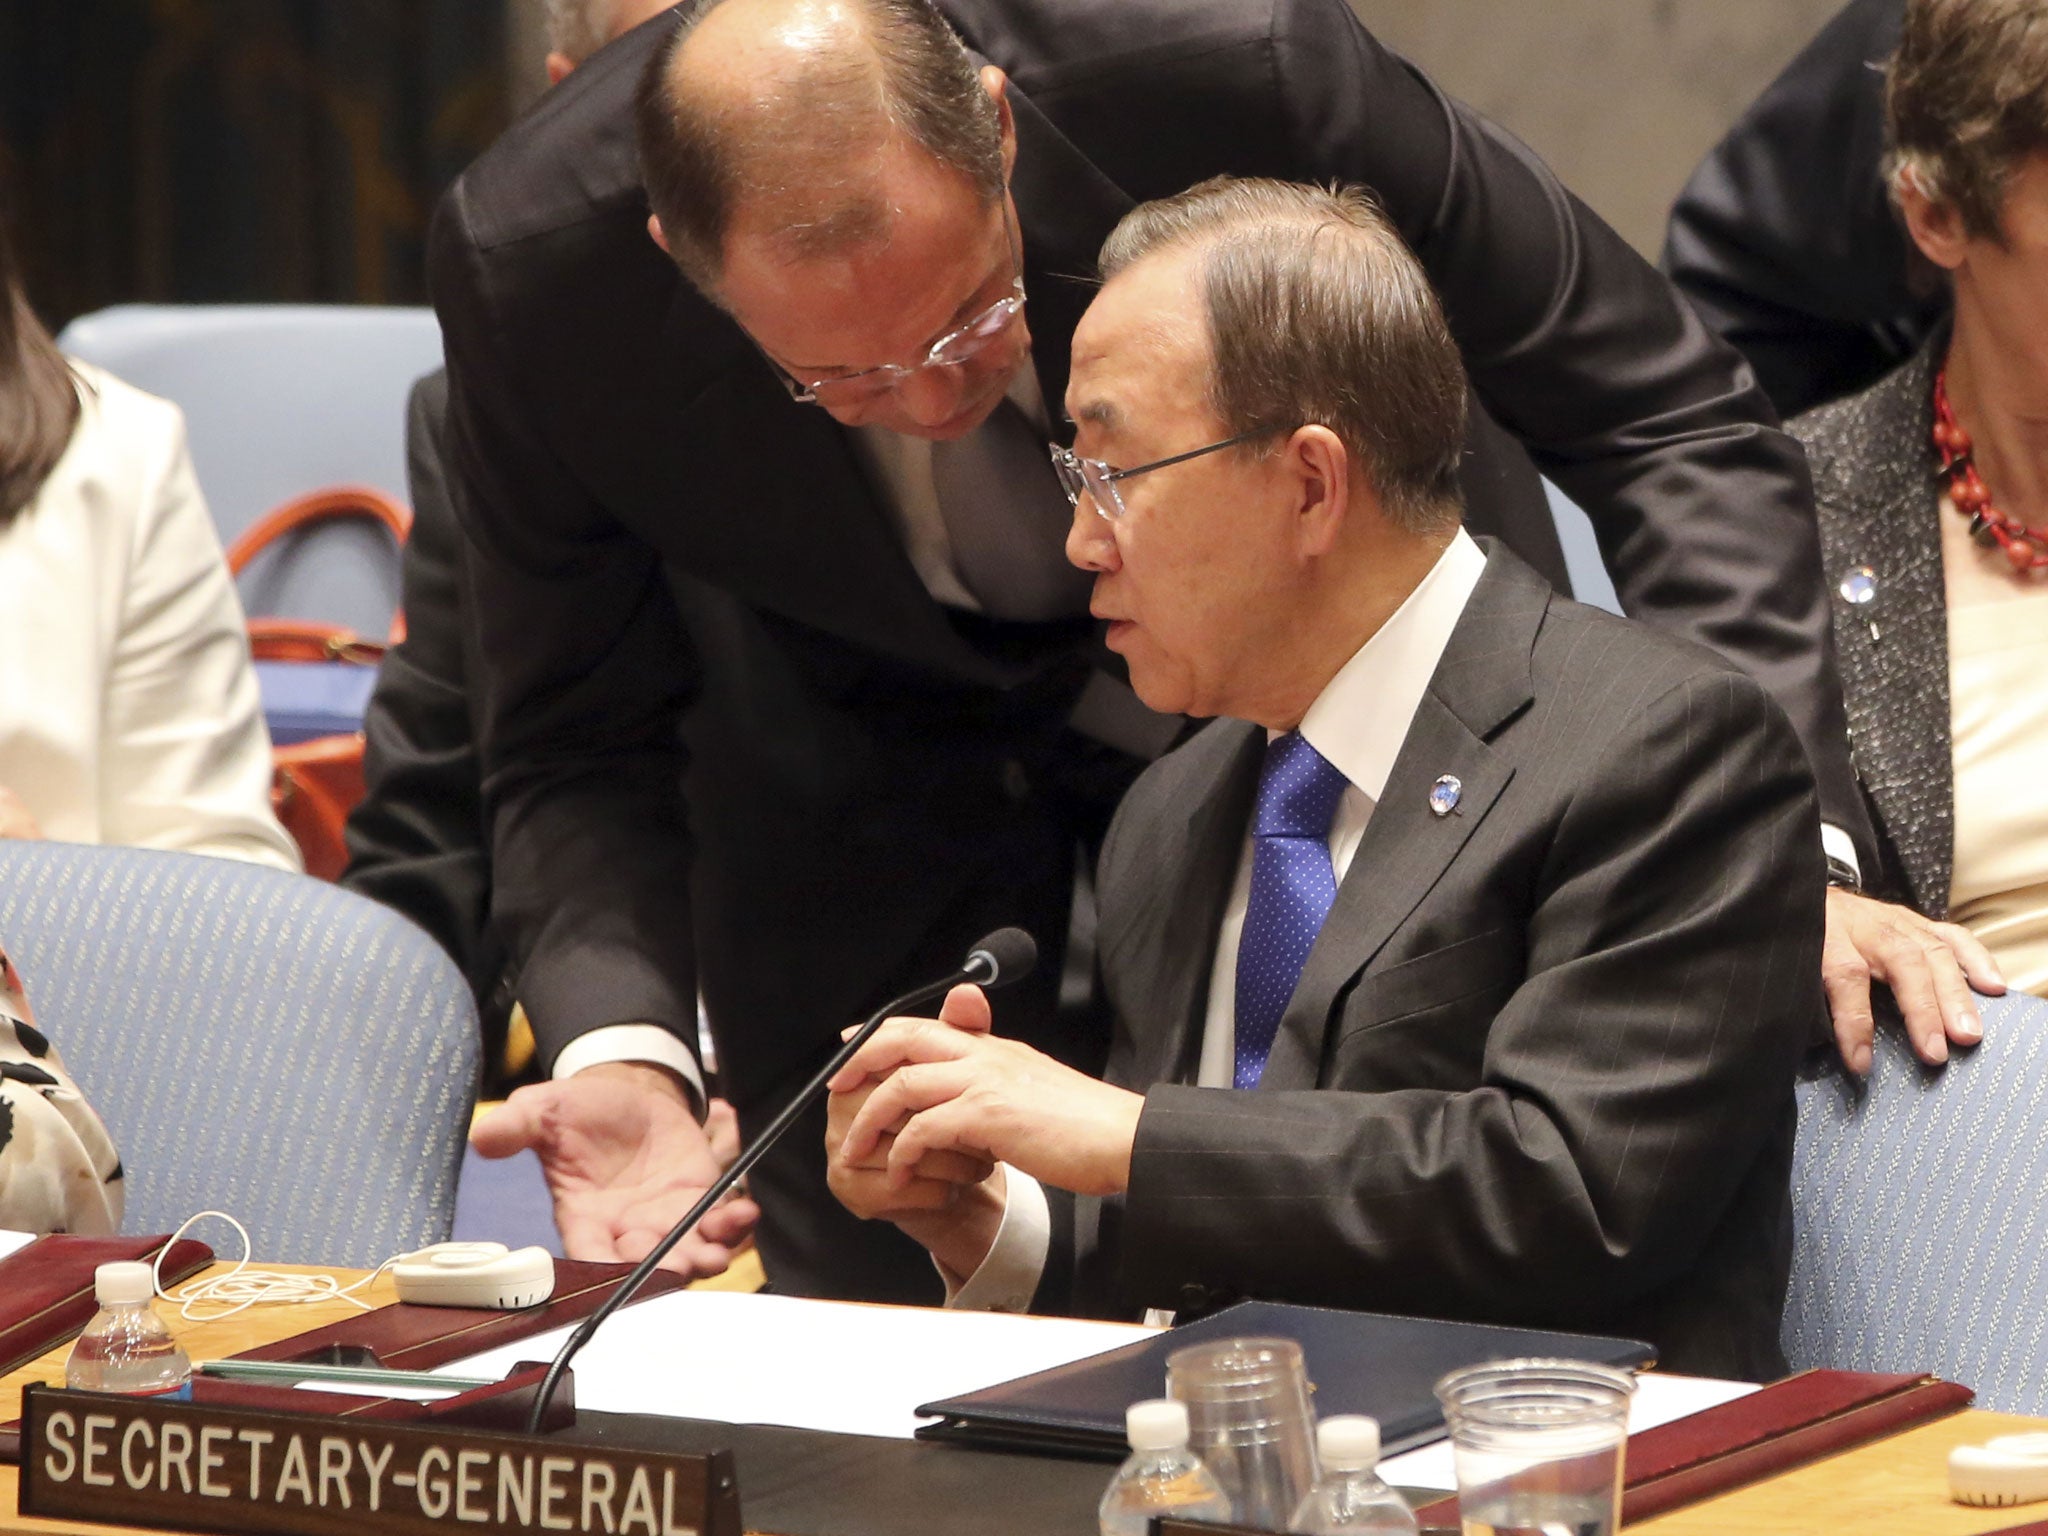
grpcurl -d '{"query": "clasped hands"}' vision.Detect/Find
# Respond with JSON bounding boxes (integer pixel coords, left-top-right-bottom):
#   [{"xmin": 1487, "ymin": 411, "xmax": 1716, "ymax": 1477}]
[{"xmin": 823, "ymin": 983, "xmax": 1144, "ymax": 1280}]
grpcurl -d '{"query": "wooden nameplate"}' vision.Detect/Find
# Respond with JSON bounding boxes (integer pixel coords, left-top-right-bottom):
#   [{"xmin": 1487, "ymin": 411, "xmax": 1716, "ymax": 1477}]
[{"xmin": 19, "ymin": 1381, "xmax": 740, "ymax": 1536}]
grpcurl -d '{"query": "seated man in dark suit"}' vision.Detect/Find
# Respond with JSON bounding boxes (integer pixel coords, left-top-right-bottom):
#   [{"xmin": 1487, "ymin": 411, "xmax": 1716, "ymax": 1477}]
[{"xmin": 826, "ymin": 177, "xmax": 1825, "ymax": 1380}]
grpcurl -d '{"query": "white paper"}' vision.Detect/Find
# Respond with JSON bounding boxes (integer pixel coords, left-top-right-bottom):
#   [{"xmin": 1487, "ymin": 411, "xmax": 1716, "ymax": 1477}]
[
  {"xmin": 437, "ymin": 1290, "xmax": 1155, "ymax": 1439},
  {"xmin": 294, "ymin": 1381, "xmax": 463, "ymax": 1402},
  {"xmin": 1378, "ymin": 1372, "xmax": 1759, "ymax": 1491},
  {"xmin": 440, "ymin": 1289, "xmax": 1756, "ymax": 1483},
  {"xmin": 0, "ymin": 1229, "xmax": 38, "ymax": 1263}
]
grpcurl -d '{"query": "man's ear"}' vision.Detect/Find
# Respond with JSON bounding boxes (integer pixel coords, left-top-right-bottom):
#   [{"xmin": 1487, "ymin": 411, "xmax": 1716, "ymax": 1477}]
[
  {"xmin": 1287, "ymin": 425, "xmax": 1352, "ymax": 559},
  {"xmin": 1895, "ymin": 166, "xmax": 1971, "ymax": 271},
  {"xmin": 981, "ymin": 66, "xmax": 1018, "ymax": 180},
  {"xmin": 647, "ymin": 214, "xmax": 671, "ymax": 255}
]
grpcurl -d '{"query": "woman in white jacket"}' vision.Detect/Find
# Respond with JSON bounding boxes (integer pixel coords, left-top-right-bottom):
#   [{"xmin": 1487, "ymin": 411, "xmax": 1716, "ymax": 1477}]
[{"xmin": 0, "ymin": 219, "xmax": 298, "ymax": 872}]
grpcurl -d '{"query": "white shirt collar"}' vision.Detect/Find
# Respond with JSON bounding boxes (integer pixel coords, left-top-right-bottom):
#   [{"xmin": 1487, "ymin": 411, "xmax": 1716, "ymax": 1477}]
[{"xmin": 1291, "ymin": 527, "xmax": 1488, "ymax": 801}]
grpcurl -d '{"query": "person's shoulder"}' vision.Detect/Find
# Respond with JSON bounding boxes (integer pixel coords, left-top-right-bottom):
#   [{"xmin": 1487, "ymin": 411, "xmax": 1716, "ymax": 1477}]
[
  {"xmin": 39, "ymin": 360, "xmax": 187, "ymax": 499},
  {"xmin": 63, "ymin": 359, "xmax": 182, "ymax": 440},
  {"xmin": 441, "ymin": 21, "xmax": 666, "ymax": 256},
  {"xmin": 1528, "ymin": 583, "xmax": 1788, "ymax": 738}
]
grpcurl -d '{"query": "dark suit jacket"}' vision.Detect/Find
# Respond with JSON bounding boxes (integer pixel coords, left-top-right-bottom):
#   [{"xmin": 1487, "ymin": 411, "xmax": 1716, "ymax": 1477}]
[
  {"xmin": 1792, "ymin": 340, "xmax": 1954, "ymax": 916},
  {"xmin": 428, "ymin": 0, "xmax": 1858, "ymax": 1299},
  {"xmin": 340, "ymin": 370, "xmax": 518, "ymax": 1081},
  {"xmin": 1039, "ymin": 545, "xmax": 1823, "ymax": 1381},
  {"xmin": 1663, "ymin": 0, "xmax": 1948, "ymax": 418}
]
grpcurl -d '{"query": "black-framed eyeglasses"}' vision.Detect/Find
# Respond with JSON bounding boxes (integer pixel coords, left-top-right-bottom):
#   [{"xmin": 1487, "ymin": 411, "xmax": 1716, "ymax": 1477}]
[
  {"xmin": 761, "ymin": 203, "xmax": 1026, "ymax": 407},
  {"xmin": 1048, "ymin": 429, "xmax": 1278, "ymax": 521}
]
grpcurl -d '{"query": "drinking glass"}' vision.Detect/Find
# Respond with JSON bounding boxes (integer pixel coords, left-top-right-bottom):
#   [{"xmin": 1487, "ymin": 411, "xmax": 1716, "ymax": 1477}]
[
  {"xmin": 1165, "ymin": 1336, "xmax": 1319, "ymax": 1527},
  {"xmin": 1434, "ymin": 1359, "xmax": 1636, "ymax": 1536}
]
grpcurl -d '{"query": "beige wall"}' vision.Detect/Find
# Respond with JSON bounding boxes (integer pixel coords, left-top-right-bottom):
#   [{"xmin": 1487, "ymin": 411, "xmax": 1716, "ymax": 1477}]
[{"xmin": 1350, "ymin": 0, "xmax": 1849, "ymax": 257}]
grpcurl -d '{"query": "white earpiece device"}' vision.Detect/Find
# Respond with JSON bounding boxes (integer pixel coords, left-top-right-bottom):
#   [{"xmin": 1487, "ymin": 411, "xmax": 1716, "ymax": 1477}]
[
  {"xmin": 391, "ymin": 1242, "xmax": 556, "ymax": 1309},
  {"xmin": 1950, "ymin": 1433, "xmax": 2048, "ymax": 1508}
]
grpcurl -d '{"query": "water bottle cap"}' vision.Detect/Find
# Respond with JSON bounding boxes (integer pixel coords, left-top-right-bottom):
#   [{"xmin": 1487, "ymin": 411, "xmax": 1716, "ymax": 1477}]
[
  {"xmin": 94, "ymin": 1261, "xmax": 155, "ymax": 1306},
  {"xmin": 1316, "ymin": 1414, "xmax": 1381, "ymax": 1469},
  {"xmin": 1126, "ymin": 1398, "xmax": 1192, "ymax": 1451}
]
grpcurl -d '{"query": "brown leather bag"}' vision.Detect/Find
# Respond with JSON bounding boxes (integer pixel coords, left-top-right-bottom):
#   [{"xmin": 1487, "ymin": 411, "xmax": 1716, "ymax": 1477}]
[{"xmin": 224, "ymin": 487, "xmax": 411, "ymax": 880}]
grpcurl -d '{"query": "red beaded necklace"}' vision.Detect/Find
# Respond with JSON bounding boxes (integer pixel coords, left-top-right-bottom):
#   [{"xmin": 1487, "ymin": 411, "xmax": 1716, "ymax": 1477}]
[{"xmin": 1933, "ymin": 366, "xmax": 2048, "ymax": 572}]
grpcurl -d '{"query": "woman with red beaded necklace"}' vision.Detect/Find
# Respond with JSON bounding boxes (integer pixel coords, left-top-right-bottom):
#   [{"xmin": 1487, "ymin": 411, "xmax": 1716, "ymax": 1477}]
[{"xmin": 1795, "ymin": 0, "xmax": 2048, "ymax": 1000}]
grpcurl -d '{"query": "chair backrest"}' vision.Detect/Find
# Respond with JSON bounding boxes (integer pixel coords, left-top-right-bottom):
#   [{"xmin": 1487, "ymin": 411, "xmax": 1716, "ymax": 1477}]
[
  {"xmin": 0, "ymin": 841, "xmax": 478, "ymax": 1266},
  {"xmin": 56, "ymin": 304, "xmax": 443, "ymax": 639},
  {"xmin": 1784, "ymin": 991, "xmax": 2048, "ymax": 1412}
]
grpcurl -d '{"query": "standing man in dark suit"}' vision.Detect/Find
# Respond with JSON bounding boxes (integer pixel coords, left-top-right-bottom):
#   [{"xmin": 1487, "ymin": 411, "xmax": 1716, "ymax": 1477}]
[
  {"xmin": 342, "ymin": 0, "xmax": 687, "ymax": 1100},
  {"xmin": 437, "ymin": 0, "xmax": 1856, "ymax": 1303},
  {"xmin": 829, "ymin": 179, "xmax": 1821, "ymax": 1379}
]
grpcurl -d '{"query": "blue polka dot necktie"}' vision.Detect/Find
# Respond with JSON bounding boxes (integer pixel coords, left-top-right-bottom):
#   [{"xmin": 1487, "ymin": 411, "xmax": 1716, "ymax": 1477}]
[{"xmin": 1233, "ymin": 731, "xmax": 1351, "ymax": 1090}]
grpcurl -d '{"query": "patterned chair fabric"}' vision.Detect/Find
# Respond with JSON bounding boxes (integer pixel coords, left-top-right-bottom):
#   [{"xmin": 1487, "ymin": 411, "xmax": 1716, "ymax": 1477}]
[
  {"xmin": 1785, "ymin": 990, "xmax": 2048, "ymax": 1412},
  {"xmin": 0, "ymin": 841, "xmax": 477, "ymax": 1266}
]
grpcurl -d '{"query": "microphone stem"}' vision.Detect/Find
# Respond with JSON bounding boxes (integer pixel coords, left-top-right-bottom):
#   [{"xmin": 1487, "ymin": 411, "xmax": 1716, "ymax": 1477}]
[{"xmin": 524, "ymin": 959, "xmax": 988, "ymax": 1433}]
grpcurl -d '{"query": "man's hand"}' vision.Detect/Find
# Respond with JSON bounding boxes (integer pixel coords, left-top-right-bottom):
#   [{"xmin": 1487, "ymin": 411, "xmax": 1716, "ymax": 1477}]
[
  {"xmin": 826, "ymin": 986, "xmax": 1001, "ymax": 1222},
  {"xmin": 0, "ymin": 784, "xmax": 42, "ymax": 841},
  {"xmin": 828, "ymin": 991, "xmax": 1144, "ymax": 1198},
  {"xmin": 470, "ymin": 1061, "xmax": 759, "ymax": 1279},
  {"xmin": 1824, "ymin": 887, "xmax": 2004, "ymax": 1073},
  {"xmin": 825, "ymin": 1076, "xmax": 996, "ymax": 1221}
]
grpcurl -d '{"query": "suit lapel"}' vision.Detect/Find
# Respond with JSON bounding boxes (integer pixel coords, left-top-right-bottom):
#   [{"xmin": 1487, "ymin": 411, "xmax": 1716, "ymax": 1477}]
[
  {"xmin": 1807, "ymin": 344, "xmax": 1954, "ymax": 912},
  {"xmin": 1121, "ymin": 721, "xmax": 1264, "ymax": 1089},
  {"xmin": 1259, "ymin": 546, "xmax": 1541, "ymax": 1090}
]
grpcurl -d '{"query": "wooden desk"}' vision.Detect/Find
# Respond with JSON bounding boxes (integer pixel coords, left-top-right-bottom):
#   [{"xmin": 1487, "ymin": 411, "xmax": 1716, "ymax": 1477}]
[
  {"xmin": 1, "ymin": 1265, "xmax": 399, "ymax": 1535},
  {"xmin": 4, "ymin": 1269, "xmax": 2042, "ymax": 1536}
]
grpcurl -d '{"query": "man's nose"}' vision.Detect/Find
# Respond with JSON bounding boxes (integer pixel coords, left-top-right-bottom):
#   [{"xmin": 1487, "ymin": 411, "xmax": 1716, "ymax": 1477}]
[
  {"xmin": 1065, "ymin": 493, "xmax": 1118, "ymax": 574},
  {"xmin": 894, "ymin": 362, "xmax": 970, "ymax": 427}
]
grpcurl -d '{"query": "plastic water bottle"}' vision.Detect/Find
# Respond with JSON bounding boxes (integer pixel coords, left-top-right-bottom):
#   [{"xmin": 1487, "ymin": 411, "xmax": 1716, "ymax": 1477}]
[
  {"xmin": 1289, "ymin": 1416, "xmax": 1418, "ymax": 1534},
  {"xmin": 1100, "ymin": 1399, "xmax": 1233, "ymax": 1536},
  {"xmin": 65, "ymin": 1261, "xmax": 192, "ymax": 1396}
]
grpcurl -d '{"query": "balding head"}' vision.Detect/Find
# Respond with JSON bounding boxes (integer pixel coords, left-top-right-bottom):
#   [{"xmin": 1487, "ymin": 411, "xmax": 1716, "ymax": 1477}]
[{"xmin": 636, "ymin": 0, "xmax": 1004, "ymax": 293}]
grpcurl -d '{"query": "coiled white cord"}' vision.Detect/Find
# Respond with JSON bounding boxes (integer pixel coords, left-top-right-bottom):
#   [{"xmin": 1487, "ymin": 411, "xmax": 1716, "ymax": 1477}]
[{"xmin": 149, "ymin": 1210, "xmax": 402, "ymax": 1321}]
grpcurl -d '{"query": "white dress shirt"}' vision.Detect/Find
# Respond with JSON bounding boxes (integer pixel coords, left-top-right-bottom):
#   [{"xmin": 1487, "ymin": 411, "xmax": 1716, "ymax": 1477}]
[
  {"xmin": 0, "ymin": 363, "xmax": 299, "ymax": 873},
  {"xmin": 949, "ymin": 529, "xmax": 1490, "ymax": 1311}
]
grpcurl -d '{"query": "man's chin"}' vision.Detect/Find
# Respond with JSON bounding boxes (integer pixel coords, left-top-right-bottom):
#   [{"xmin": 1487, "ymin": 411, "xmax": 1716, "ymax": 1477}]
[
  {"xmin": 913, "ymin": 392, "xmax": 1008, "ymax": 441},
  {"xmin": 1111, "ymin": 637, "xmax": 1182, "ymax": 716}
]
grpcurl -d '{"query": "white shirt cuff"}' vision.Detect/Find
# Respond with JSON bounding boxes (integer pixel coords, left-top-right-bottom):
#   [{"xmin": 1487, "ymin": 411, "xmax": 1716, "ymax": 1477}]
[
  {"xmin": 941, "ymin": 1165, "xmax": 1050, "ymax": 1313},
  {"xmin": 1820, "ymin": 823, "xmax": 1861, "ymax": 885},
  {"xmin": 551, "ymin": 1023, "xmax": 707, "ymax": 1117}
]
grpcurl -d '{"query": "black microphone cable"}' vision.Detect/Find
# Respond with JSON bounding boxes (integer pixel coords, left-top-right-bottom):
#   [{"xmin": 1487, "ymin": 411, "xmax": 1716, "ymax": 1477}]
[{"xmin": 523, "ymin": 926, "xmax": 1038, "ymax": 1433}]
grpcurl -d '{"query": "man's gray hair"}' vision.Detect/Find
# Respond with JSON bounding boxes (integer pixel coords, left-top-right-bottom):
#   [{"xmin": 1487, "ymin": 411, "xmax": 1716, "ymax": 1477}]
[
  {"xmin": 1099, "ymin": 177, "xmax": 1467, "ymax": 535},
  {"xmin": 636, "ymin": 0, "xmax": 1004, "ymax": 293}
]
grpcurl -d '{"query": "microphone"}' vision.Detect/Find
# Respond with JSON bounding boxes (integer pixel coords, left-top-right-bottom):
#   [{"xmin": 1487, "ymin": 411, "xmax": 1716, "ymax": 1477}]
[{"xmin": 524, "ymin": 927, "xmax": 1038, "ymax": 1431}]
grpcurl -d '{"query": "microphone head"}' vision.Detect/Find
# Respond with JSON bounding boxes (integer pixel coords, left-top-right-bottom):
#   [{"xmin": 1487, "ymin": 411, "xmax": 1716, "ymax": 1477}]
[{"xmin": 964, "ymin": 927, "xmax": 1037, "ymax": 989}]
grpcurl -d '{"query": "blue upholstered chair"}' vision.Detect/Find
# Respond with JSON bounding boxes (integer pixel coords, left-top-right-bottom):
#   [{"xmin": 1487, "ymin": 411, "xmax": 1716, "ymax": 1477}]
[
  {"xmin": 1783, "ymin": 990, "xmax": 2048, "ymax": 1412},
  {"xmin": 0, "ymin": 841, "xmax": 478, "ymax": 1266},
  {"xmin": 56, "ymin": 303, "xmax": 442, "ymax": 641}
]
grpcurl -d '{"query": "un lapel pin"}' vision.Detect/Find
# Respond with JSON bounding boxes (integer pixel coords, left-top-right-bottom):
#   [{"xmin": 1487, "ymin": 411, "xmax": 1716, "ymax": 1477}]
[{"xmin": 1429, "ymin": 775, "xmax": 1462, "ymax": 817}]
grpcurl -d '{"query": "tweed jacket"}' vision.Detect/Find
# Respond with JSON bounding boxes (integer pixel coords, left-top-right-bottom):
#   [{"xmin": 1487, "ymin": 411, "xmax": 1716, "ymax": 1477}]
[{"xmin": 1792, "ymin": 340, "xmax": 1952, "ymax": 915}]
